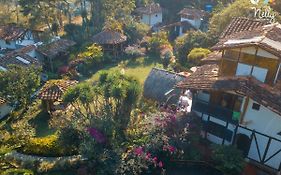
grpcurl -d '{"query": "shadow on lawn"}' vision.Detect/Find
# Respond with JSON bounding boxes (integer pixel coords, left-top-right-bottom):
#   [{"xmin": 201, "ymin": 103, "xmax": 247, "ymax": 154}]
[{"xmin": 29, "ymin": 111, "xmax": 56, "ymax": 137}]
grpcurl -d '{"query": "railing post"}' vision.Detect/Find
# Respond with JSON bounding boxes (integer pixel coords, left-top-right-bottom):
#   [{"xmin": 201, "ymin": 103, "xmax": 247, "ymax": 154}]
[
  {"xmin": 262, "ymin": 138, "xmax": 272, "ymax": 164},
  {"xmin": 222, "ymin": 121, "xmax": 229, "ymax": 145},
  {"xmin": 232, "ymin": 124, "xmax": 239, "ymax": 145}
]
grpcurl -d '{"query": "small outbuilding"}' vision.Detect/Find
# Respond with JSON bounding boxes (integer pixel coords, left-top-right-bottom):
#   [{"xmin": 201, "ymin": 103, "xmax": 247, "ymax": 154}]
[
  {"xmin": 36, "ymin": 39, "xmax": 76, "ymax": 72},
  {"xmin": 91, "ymin": 30, "xmax": 127, "ymax": 58},
  {"xmin": 37, "ymin": 79, "xmax": 78, "ymax": 112}
]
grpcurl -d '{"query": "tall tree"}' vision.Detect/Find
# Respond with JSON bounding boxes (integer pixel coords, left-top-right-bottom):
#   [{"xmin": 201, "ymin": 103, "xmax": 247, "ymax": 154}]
[
  {"xmin": 87, "ymin": 0, "xmax": 135, "ymax": 32},
  {"xmin": 18, "ymin": 0, "xmax": 66, "ymax": 33},
  {"xmin": 0, "ymin": 65, "xmax": 41, "ymax": 108}
]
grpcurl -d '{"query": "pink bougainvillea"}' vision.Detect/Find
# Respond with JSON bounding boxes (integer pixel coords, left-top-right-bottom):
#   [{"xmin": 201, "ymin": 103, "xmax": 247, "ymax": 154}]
[
  {"xmin": 87, "ymin": 128, "xmax": 106, "ymax": 144},
  {"xmin": 134, "ymin": 147, "xmax": 144, "ymax": 156}
]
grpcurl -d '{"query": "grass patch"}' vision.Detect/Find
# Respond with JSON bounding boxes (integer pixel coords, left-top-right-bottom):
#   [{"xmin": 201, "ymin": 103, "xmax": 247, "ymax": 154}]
[
  {"xmin": 29, "ymin": 111, "xmax": 56, "ymax": 137},
  {"xmin": 88, "ymin": 56, "xmax": 162, "ymax": 85}
]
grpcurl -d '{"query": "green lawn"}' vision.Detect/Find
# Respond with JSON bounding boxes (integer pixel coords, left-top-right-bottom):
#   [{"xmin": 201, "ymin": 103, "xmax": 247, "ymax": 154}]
[
  {"xmin": 29, "ymin": 110, "xmax": 56, "ymax": 137},
  {"xmin": 88, "ymin": 56, "xmax": 162, "ymax": 85}
]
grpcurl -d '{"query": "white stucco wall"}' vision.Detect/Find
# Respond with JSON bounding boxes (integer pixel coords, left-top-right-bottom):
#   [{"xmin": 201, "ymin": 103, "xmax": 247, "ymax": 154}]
[
  {"xmin": 239, "ymin": 99, "xmax": 281, "ymax": 170},
  {"xmin": 181, "ymin": 17, "xmax": 201, "ymax": 29},
  {"xmin": 141, "ymin": 12, "xmax": 162, "ymax": 27},
  {"xmin": 243, "ymin": 99, "xmax": 281, "ymax": 139}
]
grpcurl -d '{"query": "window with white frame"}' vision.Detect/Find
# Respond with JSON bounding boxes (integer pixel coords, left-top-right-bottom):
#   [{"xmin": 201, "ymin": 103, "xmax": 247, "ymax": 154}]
[{"xmin": 236, "ymin": 63, "xmax": 268, "ymax": 82}]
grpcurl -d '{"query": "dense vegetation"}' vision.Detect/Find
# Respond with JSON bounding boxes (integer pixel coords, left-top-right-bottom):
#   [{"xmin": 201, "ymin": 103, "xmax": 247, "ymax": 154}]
[{"xmin": 0, "ymin": 0, "xmax": 279, "ymax": 174}]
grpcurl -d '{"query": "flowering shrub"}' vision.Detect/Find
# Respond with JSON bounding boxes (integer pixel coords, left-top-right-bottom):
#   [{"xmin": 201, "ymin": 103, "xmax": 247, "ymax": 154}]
[
  {"xmin": 21, "ymin": 134, "xmax": 76, "ymax": 157},
  {"xmin": 87, "ymin": 128, "xmax": 106, "ymax": 144},
  {"xmin": 119, "ymin": 111, "xmax": 203, "ymax": 173},
  {"xmin": 125, "ymin": 45, "xmax": 145, "ymax": 58},
  {"xmin": 117, "ymin": 146, "xmax": 165, "ymax": 175}
]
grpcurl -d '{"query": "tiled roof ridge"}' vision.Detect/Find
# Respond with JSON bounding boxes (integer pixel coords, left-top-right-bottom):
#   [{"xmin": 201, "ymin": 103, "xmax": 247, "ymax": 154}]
[
  {"xmin": 220, "ymin": 17, "xmax": 269, "ymax": 39},
  {"xmin": 151, "ymin": 67, "xmax": 189, "ymax": 78}
]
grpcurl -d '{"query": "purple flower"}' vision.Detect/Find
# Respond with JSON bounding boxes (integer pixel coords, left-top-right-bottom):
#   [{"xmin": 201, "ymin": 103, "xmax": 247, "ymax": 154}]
[
  {"xmin": 87, "ymin": 128, "xmax": 106, "ymax": 144},
  {"xmin": 145, "ymin": 152, "xmax": 151, "ymax": 160},
  {"xmin": 134, "ymin": 147, "xmax": 144, "ymax": 156},
  {"xmin": 168, "ymin": 145, "xmax": 175, "ymax": 153},
  {"xmin": 158, "ymin": 161, "xmax": 164, "ymax": 168}
]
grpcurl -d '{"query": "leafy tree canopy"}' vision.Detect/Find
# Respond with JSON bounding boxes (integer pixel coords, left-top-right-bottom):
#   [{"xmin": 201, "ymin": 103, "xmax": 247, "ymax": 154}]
[{"xmin": 0, "ymin": 65, "xmax": 41, "ymax": 108}]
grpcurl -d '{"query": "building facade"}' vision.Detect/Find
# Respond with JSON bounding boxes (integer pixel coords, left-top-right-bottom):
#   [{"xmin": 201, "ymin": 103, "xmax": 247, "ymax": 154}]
[
  {"xmin": 177, "ymin": 17, "xmax": 281, "ymax": 173},
  {"xmin": 136, "ymin": 3, "xmax": 163, "ymax": 27}
]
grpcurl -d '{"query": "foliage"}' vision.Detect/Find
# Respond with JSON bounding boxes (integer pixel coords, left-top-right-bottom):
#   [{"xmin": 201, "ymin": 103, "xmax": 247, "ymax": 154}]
[
  {"xmin": 89, "ymin": 0, "xmax": 136, "ymax": 31},
  {"xmin": 9, "ymin": 119, "xmax": 36, "ymax": 147},
  {"xmin": 124, "ymin": 21, "xmax": 150, "ymax": 44},
  {"xmin": 58, "ymin": 127, "xmax": 83, "ymax": 152},
  {"xmin": 125, "ymin": 46, "xmax": 146, "ymax": 58},
  {"xmin": 1, "ymin": 168, "xmax": 34, "ymax": 175},
  {"xmin": 148, "ymin": 31, "xmax": 170, "ymax": 56},
  {"xmin": 64, "ymin": 24, "xmax": 86, "ymax": 44},
  {"xmin": 160, "ymin": 45, "xmax": 175, "ymax": 69},
  {"xmin": 175, "ymin": 31, "xmax": 210, "ymax": 65},
  {"xmin": 208, "ymin": 0, "xmax": 279, "ymax": 40},
  {"xmin": 75, "ymin": 44, "xmax": 104, "ymax": 75},
  {"xmin": 18, "ymin": 0, "xmax": 65, "ymax": 32},
  {"xmin": 188, "ymin": 48, "xmax": 211, "ymax": 65},
  {"xmin": 211, "ymin": 145, "xmax": 246, "ymax": 175},
  {"xmin": 0, "ymin": 65, "xmax": 41, "ymax": 108},
  {"xmin": 64, "ymin": 71, "xmax": 142, "ymax": 139},
  {"xmin": 21, "ymin": 134, "xmax": 76, "ymax": 157},
  {"xmin": 121, "ymin": 111, "xmax": 203, "ymax": 173}
]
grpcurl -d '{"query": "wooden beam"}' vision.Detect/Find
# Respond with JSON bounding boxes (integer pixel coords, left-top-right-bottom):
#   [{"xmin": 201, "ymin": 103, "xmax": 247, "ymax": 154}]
[{"xmin": 240, "ymin": 96, "xmax": 249, "ymax": 124}]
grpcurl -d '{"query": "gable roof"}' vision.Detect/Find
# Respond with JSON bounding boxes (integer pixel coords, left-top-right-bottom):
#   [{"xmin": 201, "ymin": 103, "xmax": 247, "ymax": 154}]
[
  {"xmin": 176, "ymin": 64, "xmax": 281, "ymax": 116},
  {"xmin": 178, "ymin": 8, "xmax": 207, "ymax": 19},
  {"xmin": 144, "ymin": 68, "xmax": 187, "ymax": 104},
  {"xmin": 91, "ymin": 30, "xmax": 127, "ymax": 45},
  {"xmin": 136, "ymin": 3, "xmax": 162, "ymax": 15},
  {"xmin": 212, "ymin": 23, "xmax": 281, "ymax": 58},
  {"xmin": 37, "ymin": 39, "xmax": 76, "ymax": 58},
  {"xmin": 0, "ymin": 45, "xmax": 40, "ymax": 69},
  {"xmin": 220, "ymin": 17, "xmax": 269, "ymax": 39},
  {"xmin": 38, "ymin": 79, "xmax": 78, "ymax": 100}
]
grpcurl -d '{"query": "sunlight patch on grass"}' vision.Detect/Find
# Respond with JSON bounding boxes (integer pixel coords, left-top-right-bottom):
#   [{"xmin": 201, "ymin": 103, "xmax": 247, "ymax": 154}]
[{"xmin": 88, "ymin": 56, "xmax": 162, "ymax": 84}]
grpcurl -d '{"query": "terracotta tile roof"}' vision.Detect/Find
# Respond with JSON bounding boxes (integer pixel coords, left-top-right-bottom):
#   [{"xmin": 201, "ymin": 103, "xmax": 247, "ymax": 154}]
[
  {"xmin": 0, "ymin": 25, "xmax": 27, "ymax": 41},
  {"xmin": 0, "ymin": 45, "xmax": 40, "ymax": 69},
  {"xmin": 176, "ymin": 64, "xmax": 220, "ymax": 90},
  {"xmin": 212, "ymin": 23, "xmax": 281, "ymax": 58},
  {"xmin": 0, "ymin": 97, "xmax": 6, "ymax": 106},
  {"xmin": 38, "ymin": 80, "xmax": 78, "ymax": 100},
  {"xmin": 136, "ymin": 3, "xmax": 162, "ymax": 15},
  {"xmin": 178, "ymin": 8, "xmax": 207, "ymax": 19},
  {"xmin": 177, "ymin": 64, "xmax": 281, "ymax": 116},
  {"xmin": 220, "ymin": 17, "xmax": 269, "ymax": 39},
  {"xmin": 36, "ymin": 39, "xmax": 76, "ymax": 58},
  {"xmin": 91, "ymin": 30, "xmax": 127, "ymax": 45}
]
